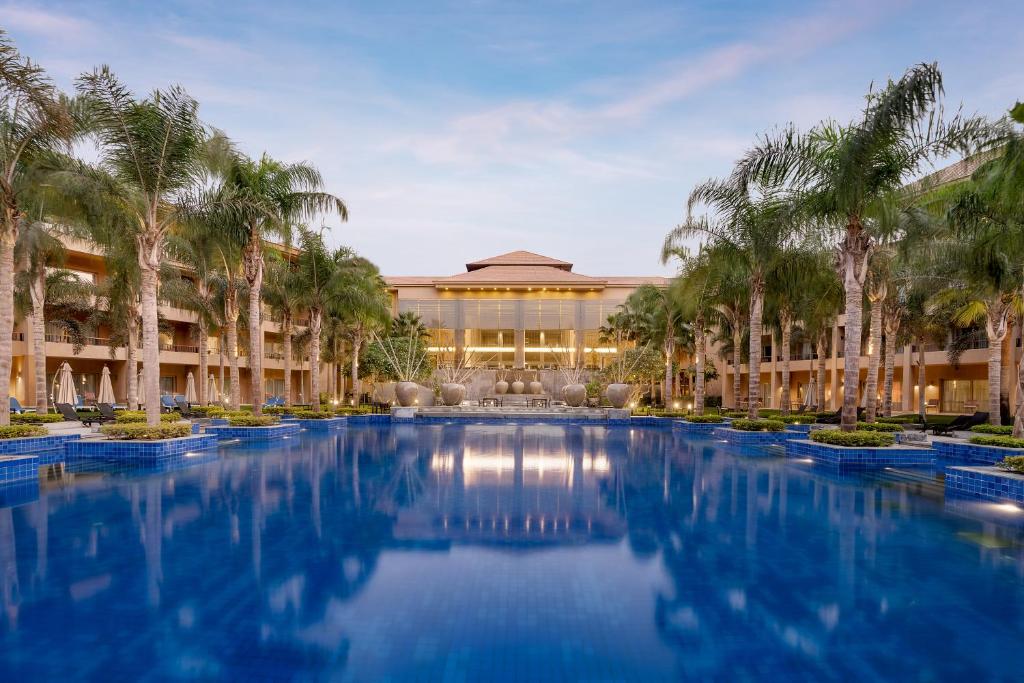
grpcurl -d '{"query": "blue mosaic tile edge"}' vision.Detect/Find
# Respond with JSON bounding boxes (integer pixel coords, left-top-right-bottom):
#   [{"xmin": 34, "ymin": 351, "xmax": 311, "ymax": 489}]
[
  {"xmin": 785, "ymin": 439, "xmax": 934, "ymax": 467},
  {"xmin": 0, "ymin": 454, "xmax": 41, "ymax": 483},
  {"xmin": 714, "ymin": 427, "xmax": 799, "ymax": 444},
  {"xmin": 0, "ymin": 433, "xmax": 80, "ymax": 455},
  {"xmin": 932, "ymin": 439, "xmax": 1022, "ymax": 465},
  {"xmin": 64, "ymin": 434, "xmax": 218, "ymax": 459},
  {"xmin": 945, "ymin": 465, "xmax": 1024, "ymax": 505},
  {"xmin": 205, "ymin": 424, "xmax": 301, "ymax": 441}
]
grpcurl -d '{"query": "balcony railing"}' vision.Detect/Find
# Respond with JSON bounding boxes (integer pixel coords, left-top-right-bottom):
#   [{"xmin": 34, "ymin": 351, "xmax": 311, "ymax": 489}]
[
  {"xmin": 11, "ymin": 332, "xmax": 24, "ymax": 341},
  {"xmin": 45, "ymin": 334, "xmax": 110, "ymax": 346},
  {"xmin": 159, "ymin": 343, "xmax": 199, "ymax": 354}
]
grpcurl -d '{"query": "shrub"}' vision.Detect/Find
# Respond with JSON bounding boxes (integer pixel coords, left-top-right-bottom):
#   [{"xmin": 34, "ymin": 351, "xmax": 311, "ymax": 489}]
[
  {"xmin": 12, "ymin": 413, "xmax": 62, "ymax": 424},
  {"xmin": 291, "ymin": 410, "xmax": 333, "ymax": 419},
  {"xmin": 227, "ymin": 415, "xmax": 279, "ymax": 427},
  {"xmin": 778, "ymin": 415, "xmax": 816, "ymax": 424},
  {"xmin": 730, "ymin": 419, "xmax": 785, "ymax": 432},
  {"xmin": 757, "ymin": 409, "xmax": 781, "ymax": 417},
  {"xmin": 810, "ymin": 430, "xmax": 894, "ymax": 447},
  {"xmin": 115, "ymin": 411, "xmax": 180, "ymax": 424},
  {"xmin": 684, "ymin": 414, "xmax": 724, "ymax": 423},
  {"xmin": 0, "ymin": 424, "xmax": 48, "ymax": 439},
  {"xmin": 969, "ymin": 435, "xmax": 1024, "ymax": 449},
  {"xmin": 220, "ymin": 410, "xmax": 254, "ymax": 420},
  {"xmin": 970, "ymin": 424, "xmax": 1013, "ymax": 435},
  {"xmin": 334, "ymin": 406, "xmax": 372, "ymax": 415},
  {"xmin": 997, "ymin": 456, "xmax": 1024, "ymax": 474},
  {"xmin": 856, "ymin": 421, "xmax": 903, "ymax": 432},
  {"xmin": 877, "ymin": 415, "xmax": 919, "ymax": 424},
  {"xmin": 724, "ymin": 411, "xmax": 748, "ymax": 418},
  {"xmin": 263, "ymin": 406, "xmax": 287, "ymax": 415},
  {"xmin": 100, "ymin": 423, "xmax": 192, "ymax": 440},
  {"xmin": 190, "ymin": 406, "xmax": 225, "ymax": 417}
]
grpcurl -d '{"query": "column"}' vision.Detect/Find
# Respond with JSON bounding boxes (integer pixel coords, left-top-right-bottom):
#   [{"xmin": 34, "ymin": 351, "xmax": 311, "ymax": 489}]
[
  {"xmin": 901, "ymin": 344, "xmax": 913, "ymax": 412},
  {"xmin": 454, "ymin": 300, "xmax": 465, "ymax": 360},
  {"xmin": 514, "ymin": 299, "xmax": 525, "ymax": 368}
]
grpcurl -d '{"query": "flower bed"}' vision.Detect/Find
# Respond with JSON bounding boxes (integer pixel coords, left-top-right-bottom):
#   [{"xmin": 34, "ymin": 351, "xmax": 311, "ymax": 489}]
[
  {"xmin": 291, "ymin": 411, "xmax": 347, "ymax": 431},
  {"xmin": 66, "ymin": 433, "xmax": 217, "ymax": 459},
  {"xmin": 811, "ymin": 430, "xmax": 895, "ymax": 447},
  {"xmin": 290, "ymin": 410, "xmax": 333, "ymax": 419},
  {"xmin": 11, "ymin": 413, "xmax": 62, "ymax": 424},
  {"xmin": 115, "ymin": 411, "xmax": 181, "ymax": 424},
  {"xmin": 189, "ymin": 406, "xmax": 225, "ymax": 417},
  {"xmin": 100, "ymin": 423, "xmax": 193, "ymax": 440},
  {"xmin": 730, "ymin": 419, "xmax": 785, "ymax": 432},
  {"xmin": 0, "ymin": 425, "xmax": 47, "ymax": 439}
]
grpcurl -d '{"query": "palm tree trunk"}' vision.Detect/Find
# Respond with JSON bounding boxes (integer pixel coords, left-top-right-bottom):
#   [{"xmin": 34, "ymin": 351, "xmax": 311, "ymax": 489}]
[
  {"xmin": 30, "ymin": 270, "xmax": 47, "ymax": 413},
  {"xmin": 839, "ymin": 221, "xmax": 871, "ymax": 431},
  {"xmin": 816, "ymin": 333, "xmax": 827, "ymax": 412},
  {"xmin": 126, "ymin": 318, "xmax": 138, "ymax": 410},
  {"xmin": 218, "ymin": 333, "xmax": 225, "ymax": 406},
  {"xmin": 310, "ymin": 309, "xmax": 323, "ymax": 411},
  {"xmin": 351, "ymin": 332, "xmax": 362, "ymax": 403},
  {"xmin": 1014, "ymin": 345, "xmax": 1024, "ymax": 438},
  {"xmin": 663, "ymin": 339, "xmax": 673, "ymax": 409},
  {"xmin": 882, "ymin": 325, "xmax": 896, "ymax": 418},
  {"xmin": 747, "ymin": 282, "xmax": 764, "ymax": 419},
  {"xmin": 864, "ymin": 296, "xmax": 883, "ymax": 422},
  {"xmin": 197, "ymin": 319, "xmax": 208, "ymax": 406},
  {"xmin": 247, "ymin": 257, "xmax": 264, "ymax": 415},
  {"xmin": 732, "ymin": 329, "xmax": 742, "ymax": 410},
  {"xmin": 917, "ymin": 340, "xmax": 926, "ymax": 420},
  {"xmin": 0, "ymin": 229, "xmax": 15, "ymax": 426},
  {"xmin": 139, "ymin": 267, "xmax": 161, "ymax": 426},
  {"xmin": 227, "ymin": 315, "xmax": 240, "ymax": 410},
  {"xmin": 282, "ymin": 316, "xmax": 292, "ymax": 407},
  {"xmin": 988, "ymin": 331, "xmax": 1004, "ymax": 426},
  {"xmin": 694, "ymin": 318, "xmax": 705, "ymax": 416},
  {"xmin": 780, "ymin": 315, "xmax": 792, "ymax": 416}
]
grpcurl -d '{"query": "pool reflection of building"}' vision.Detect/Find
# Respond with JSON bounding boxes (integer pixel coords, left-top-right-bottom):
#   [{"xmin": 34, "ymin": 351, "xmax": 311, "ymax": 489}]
[{"xmin": 395, "ymin": 424, "xmax": 624, "ymax": 546}]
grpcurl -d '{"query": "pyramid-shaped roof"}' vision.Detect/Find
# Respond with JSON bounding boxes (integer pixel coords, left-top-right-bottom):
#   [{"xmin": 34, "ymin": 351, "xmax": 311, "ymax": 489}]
[{"xmin": 466, "ymin": 250, "xmax": 573, "ymax": 272}]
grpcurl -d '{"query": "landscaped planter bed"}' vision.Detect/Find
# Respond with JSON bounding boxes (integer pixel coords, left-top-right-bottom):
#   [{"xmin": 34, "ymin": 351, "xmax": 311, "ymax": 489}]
[
  {"xmin": 294, "ymin": 416, "xmax": 347, "ymax": 431},
  {"xmin": 205, "ymin": 423, "xmax": 301, "ymax": 441},
  {"xmin": 64, "ymin": 434, "xmax": 218, "ymax": 460},
  {"xmin": 0, "ymin": 454, "xmax": 40, "ymax": 483},
  {"xmin": 786, "ymin": 439, "xmax": 934, "ymax": 467},
  {"xmin": 673, "ymin": 420, "xmax": 723, "ymax": 434},
  {"xmin": 945, "ymin": 465, "xmax": 1024, "ymax": 505},
  {"xmin": 784, "ymin": 423, "xmax": 824, "ymax": 434},
  {"xmin": 931, "ymin": 439, "xmax": 1024, "ymax": 465}
]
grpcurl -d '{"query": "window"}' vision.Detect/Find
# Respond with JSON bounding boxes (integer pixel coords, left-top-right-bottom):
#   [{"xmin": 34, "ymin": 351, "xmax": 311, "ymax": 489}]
[
  {"xmin": 941, "ymin": 379, "xmax": 987, "ymax": 413},
  {"xmin": 160, "ymin": 376, "xmax": 176, "ymax": 395}
]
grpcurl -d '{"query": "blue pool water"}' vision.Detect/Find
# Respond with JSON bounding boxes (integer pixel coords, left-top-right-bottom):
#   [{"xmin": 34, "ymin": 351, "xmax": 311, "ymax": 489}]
[{"xmin": 1, "ymin": 423, "xmax": 1024, "ymax": 681}]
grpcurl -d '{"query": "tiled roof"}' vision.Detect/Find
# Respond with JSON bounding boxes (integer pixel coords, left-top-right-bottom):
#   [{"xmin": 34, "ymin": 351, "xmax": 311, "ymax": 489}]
[
  {"xmin": 466, "ymin": 250, "xmax": 573, "ymax": 271},
  {"xmin": 436, "ymin": 265, "xmax": 605, "ymax": 288}
]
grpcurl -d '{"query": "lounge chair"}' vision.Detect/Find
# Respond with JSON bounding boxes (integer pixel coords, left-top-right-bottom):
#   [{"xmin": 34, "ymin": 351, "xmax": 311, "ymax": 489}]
[
  {"xmin": 160, "ymin": 395, "xmax": 177, "ymax": 412},
  {"xmin": 9, "ymin": 397, "xmax": 25, "ymax": 414},
  {"xmin": 816, "ymin": 407, "xmax": 865, "ymax": 424},
  {"xmin": 56, "ymin": 402, "xmax": 110, "ymax": 427},
  {"xmin": 930, "ymin": 411, "xmax": 989, "ymax": 436},
  {"xmin": 97, "ymin": 403, "xmax": 117, "ymax": 420},
  {"xmin": 174, "ymin": 396, "xmax": 194, "ymax": 418}
]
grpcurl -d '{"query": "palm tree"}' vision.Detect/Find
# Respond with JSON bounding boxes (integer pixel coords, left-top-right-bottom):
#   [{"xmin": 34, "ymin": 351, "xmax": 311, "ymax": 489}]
[
  {"xmin": 0, "ymin": 32, "xmax": 74, "ymax": 424},
  {"xmin": 294, "ymin": 228, "xmax": 338, "ymax": 411},
  {"xmin": 210, "ymin": 246, "xmax": 245, "ymax": 410},
  {"xmin": 66, "ymin": 68, "xmax": 230, "ymax": 424},
  {"xmin": 391, "ymin": 311, "xmax": 428, "ymax": 341},
  {"xmin": 340, "ymin": 277, "xmax": 390, "ymax": 404},
  {"xmin": 665, "ymin": 246, "xmax": 721, "ymax": 415},
  {"xmin": 798, "ymin": 253, "xmax": 844, "ymax": 413},
  {"xmin": 262, "ymin": 254, "xmax": 304, "ymax": 406},
  {"xmin": 666, "ymin": 179, "xmax": 796, "ymax": 418},
  {"xmin": 733, "ymin": 63, "xmax": 985, "ymax": 429},
  {"xmin": 765, "ymin": 247, "xmax": 822, "ymax": 415},
  {"xmin": 217, "ymin": 152, "xmax": 346, "ymax": 415}
]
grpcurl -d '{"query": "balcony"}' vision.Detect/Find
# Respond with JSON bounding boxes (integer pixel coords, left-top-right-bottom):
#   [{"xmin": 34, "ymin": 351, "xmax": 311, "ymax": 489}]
[
  {"xmin": 12, "ymin": 332, "xmax": 24, "ymax": 341},
  {"xmin": 159, "ymin": 342, "xmax": 199, "ymax": 354}
]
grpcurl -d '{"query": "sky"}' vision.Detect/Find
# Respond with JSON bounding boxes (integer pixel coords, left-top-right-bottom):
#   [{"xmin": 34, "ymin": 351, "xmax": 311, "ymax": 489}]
[{"xmin": 4, "ymin": 0, "xmax": 1023, "ymax": 277}]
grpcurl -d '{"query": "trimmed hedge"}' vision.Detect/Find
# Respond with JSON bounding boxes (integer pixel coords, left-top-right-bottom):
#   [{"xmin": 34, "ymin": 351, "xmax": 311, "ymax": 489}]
[
  {"xmin": 190, "ymin": 406, "xmax": 225, "ymax": 417},
  {"xmin": 291, "ymin": 410, "xmax": 333, "ymax": 419},
  {"xmin": 263, "ymin": 406, "xmax": 287, "ymax": 415},
  {"xmin": 0, "ymin": 424, "xmax": 48, "ymax": 439},
  {"xmin": 227, "ymin": 415, "xmax": 279, "ymax": 427},
  {"xmin": 856, "ymin": 421, "xmax": 903, "ymax": 433},
  {"xmin": 334, "ymin": 406, "xmax": 372, "ymax": 415},
  {"xmin": 969, "ymin": 424, "xmax": 1013, "ymax": 435},
  {"xmin": 220, "ymin": 410, "xmax": 254, "ymax": 420},
  {"xmin": 12, "ymin": 413, "xmax": 62, "ymax": 424},
  {"xmin": 877, "ymin": 415, "xmax": 920, "ymax": 424},
  {"xmin": 723, "ymin": 411, "xmax": 749, "ymax": 418},
  {"xmin": 969, "ymin": 435, "xmax": 1024, "ymax": 449},
  {"xmin": 730, "ymin": 419, "xmax": 785, "ymax": 432},
  {"xmin": 997, "ymin": 456, "xmax": 1024, "ymax": 474},
  {"xmin": 115, "ymin": 411, "xmax": 180, "ymax": 424},
  {"xmin": 100, "ymin": 423, "xmax": 193, "ymax": 440},
  {"xmin": 778, "ymin": 415, "xmax": 816, "ymax": 424},
  {"xmin": 647, "ymin": 410, "xmax": 690, "ymax": 418},
  {"xmin": 810, "ymin": 430, "xmax": 895, "ymax": 447},
  {"xmin": 684, "ymin": 415, "xmax": 724, "ymax": 424}
]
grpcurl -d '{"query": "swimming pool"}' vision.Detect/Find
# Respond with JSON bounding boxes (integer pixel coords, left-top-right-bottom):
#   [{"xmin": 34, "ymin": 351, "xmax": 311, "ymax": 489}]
[{"xmin": 1, "ymin": 422, "xmax": 1023, "ymax": 680}]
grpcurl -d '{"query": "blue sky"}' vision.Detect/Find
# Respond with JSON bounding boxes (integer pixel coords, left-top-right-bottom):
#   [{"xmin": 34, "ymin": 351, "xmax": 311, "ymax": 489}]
[{"xmin": 4, "ymin": 1, "xmax": 1023, "ymax": 276}]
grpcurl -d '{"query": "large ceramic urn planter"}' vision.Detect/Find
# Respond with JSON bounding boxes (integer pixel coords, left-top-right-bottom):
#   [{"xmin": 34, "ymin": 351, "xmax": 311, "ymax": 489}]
[
  {"xmin": 528, "ymin": 380, "xmax": 543, "ymax": 394},
  {"xmin": 440, "ymin": 383, "xmax": 466, "ymax": 407},
  {"xmin": 495, "ymin": 380, "xmax": 509, "ymax": 395},
  {"xmin": 511, "ymin": 380, "xmax": 525, "ymax": 394},
  {"xmin": 564, "ymin": 383, "xmax": 587, "ymax": 407},
  {"xmin": 606, "ymin": 383, "xmax": 631, "ymax": 409},
  {"xmin": 395, "ymin": 381, "xmax": 419, "ymax": 407}
]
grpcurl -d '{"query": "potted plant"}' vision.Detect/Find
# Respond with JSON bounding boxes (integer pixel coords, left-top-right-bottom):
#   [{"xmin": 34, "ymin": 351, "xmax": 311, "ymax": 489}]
[
  {"xmin": 553, "ymin": 349, "xmax": 586, "ymax": 407},
  {"xmin": 436, "ymin": 350, "xmax": 490, "ymax": 406},
  {"xmin": 510, "ymin": 370, "xmax": 525, "ymax": 394},
  {"xmin": 495, "ymin": 369, "xmax": 509, "ymax": 395},
  {"xmin": 604, "ymin": 344, "xmax": 652, "ymax": 409},
  {"xmin": 370, "ymin": 333, "xmax": 430, "ymax": 407}
]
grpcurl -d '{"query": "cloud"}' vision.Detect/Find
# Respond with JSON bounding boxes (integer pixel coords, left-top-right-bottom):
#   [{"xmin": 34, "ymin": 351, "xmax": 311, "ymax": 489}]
[{"xmin": 2, "ymin": 4, "xmax": 95, "ymax": 40}]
